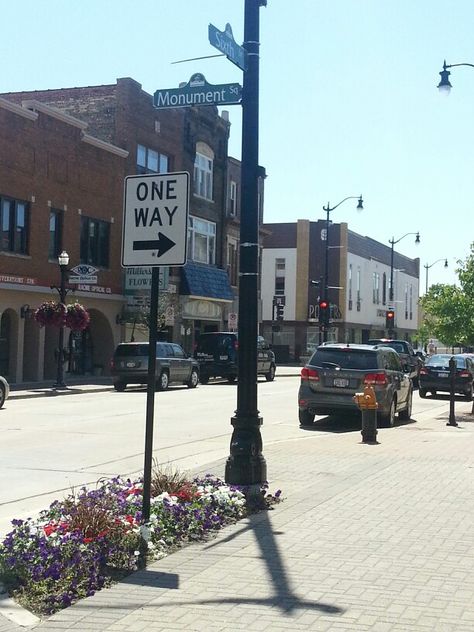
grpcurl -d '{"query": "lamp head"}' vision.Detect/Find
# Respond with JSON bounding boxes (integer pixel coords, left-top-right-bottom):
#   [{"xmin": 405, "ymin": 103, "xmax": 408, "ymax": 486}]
[
  {"xmin": 356, "ymin": 195, "xmax": 364, "ymax": 212},
  {"xmin": 437, "ymin": 60, "xmax": 452, "ymax": 94},
  {"xmin": 415, "ymin": 232, "xmax": 420, "ymax": 244},
  {"xmin": 58, "ymin": 251, "xmax": 69, "ymax": 266},
  {"xmin": 444, "ymin": 259, "xmax": 448, "ymax": 268}
]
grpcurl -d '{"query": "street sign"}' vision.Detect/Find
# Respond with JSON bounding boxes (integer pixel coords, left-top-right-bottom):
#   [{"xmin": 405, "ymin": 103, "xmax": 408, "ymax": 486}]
[
  {"xmin": 122, "ymin": 172, "xmax": 189, "ymax": 267},
  {"xmin": 153, "ymin": 73, "xmax": 242, "ymax": 110},
  {"xmin": 228, "ymin": 312, "xmax": 238, "ymax": 329},
  {"xmin": 70, "ymin": 264, "xmax": 98, "ymax": 276},
  {"xmin": 208, "ymin": 23, "xmax": 247, "ymax": 71}
]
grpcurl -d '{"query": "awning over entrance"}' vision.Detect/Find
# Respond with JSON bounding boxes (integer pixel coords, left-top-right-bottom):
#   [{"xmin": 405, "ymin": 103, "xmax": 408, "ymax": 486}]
[{"xmin": 180, "ymin": 262, "xmax": 234, "ymax": 302}]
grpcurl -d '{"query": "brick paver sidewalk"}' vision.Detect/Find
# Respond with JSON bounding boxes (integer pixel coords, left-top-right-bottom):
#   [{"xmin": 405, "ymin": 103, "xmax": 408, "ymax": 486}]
[{"xmin": 2, "ymin": 401, "xmax": 474, "ymax": 631}]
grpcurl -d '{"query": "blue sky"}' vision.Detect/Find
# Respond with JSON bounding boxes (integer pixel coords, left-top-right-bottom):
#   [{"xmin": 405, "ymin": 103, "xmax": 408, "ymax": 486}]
[{"xmin": 2, "ymin": 0, "xmax": 473, "ymax": 289}]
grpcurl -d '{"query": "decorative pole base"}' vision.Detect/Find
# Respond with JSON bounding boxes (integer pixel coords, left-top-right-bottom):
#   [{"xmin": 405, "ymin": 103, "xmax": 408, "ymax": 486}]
[{"xmin": 225, "ymin": 414, "xmax": 267, "ymax": 485}]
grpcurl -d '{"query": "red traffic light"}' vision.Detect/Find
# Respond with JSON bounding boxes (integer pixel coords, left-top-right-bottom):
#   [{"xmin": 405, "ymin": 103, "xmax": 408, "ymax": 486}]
[
  {"xmin": 319, "ymin": 300, "xmax": 328, "ymax": 309},
  {"xmin": 386, "ymin": 310, "xmax": 395, "ymax": 320}
]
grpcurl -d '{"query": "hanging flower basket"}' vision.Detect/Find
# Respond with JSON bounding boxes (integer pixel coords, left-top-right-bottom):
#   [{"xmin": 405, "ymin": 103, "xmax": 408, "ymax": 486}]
[
  {"xmin": 34, "ymin": 301, "xmax": 67, "ymax": 328},
  {"xmin": 65, "ymin": 303, "xmax": 90, "ymax": 331}
]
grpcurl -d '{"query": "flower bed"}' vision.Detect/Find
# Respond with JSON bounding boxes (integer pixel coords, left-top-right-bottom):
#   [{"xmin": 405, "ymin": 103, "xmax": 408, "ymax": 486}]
[{"xmin": 0, "ymin": 472, "xmax": 281, "ymax": 617}]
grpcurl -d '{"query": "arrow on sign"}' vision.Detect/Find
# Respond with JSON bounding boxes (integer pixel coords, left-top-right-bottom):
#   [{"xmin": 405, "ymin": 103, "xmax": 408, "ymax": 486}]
[{"xmin": 133, "ymin": 232, "xmax": 176, "ymax": 257}]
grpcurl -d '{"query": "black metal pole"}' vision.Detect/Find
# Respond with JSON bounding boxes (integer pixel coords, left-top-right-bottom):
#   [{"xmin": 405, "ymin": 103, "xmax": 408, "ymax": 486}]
[
  {"xmin": 447, "ymin": 355, "xmax": 458, "ymax": 427},
  {"xmin": 389, "ymin": 239, "xmax": 395, "ymax": 337},
  {"xmin": 53, "ymin": 264, "xmax": 67, "ymax": 389},
  {"xmin": 142, "ymin": 267, "xmax": 160, "ymax": 523},
  {"xmin": 225, "ymin": 0, "xmax": 267, "ymax": 486}
]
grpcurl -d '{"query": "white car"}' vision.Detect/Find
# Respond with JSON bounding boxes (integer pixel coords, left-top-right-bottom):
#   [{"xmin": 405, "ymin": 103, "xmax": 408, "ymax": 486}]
[{"xmin": 0, "ymin": 375, "xmax": 9, "ymax": 408}]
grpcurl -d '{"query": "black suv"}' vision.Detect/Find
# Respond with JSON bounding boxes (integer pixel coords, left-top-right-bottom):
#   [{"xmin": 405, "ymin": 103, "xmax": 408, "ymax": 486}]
[
  {"xmin": 298, "ymin": 343, "xmax": 413, "ymax": 427},
  {"xmin": 368, "ymin": 339, "xmax": 422, "ymax": 384},
  {"xmin": 194, "ymin": 332, "xmax": 276, "ymax": 384}
]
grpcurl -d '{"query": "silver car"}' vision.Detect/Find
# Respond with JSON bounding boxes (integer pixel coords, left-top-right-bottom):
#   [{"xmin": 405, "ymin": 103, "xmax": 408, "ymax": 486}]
[
  {"xmin": 0, "ymin": 374, "xmax": 9, "ymax": 408},
  {"xmin": 298, "ymin": 343, "xmax": 412, "ymax": 427},
  {"xmin": 111, "ymin": 342, "xmax": 199, "ymax": 392}
]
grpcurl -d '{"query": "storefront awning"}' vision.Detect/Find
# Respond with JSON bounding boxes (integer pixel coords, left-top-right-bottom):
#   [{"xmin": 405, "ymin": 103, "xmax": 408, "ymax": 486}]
[{"xmin": 180, "ymin": 262, "xmax": 234, "ymax": 302}]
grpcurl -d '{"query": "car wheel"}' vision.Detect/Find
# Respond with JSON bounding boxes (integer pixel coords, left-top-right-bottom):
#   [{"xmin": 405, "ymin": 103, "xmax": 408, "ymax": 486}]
[
  {"xmin": 157, "ymin": 371, "xmax": 169, "ymax": 391},
  {"xmin": 299, "ymin": 409, "xmax": 315, "ymax": 427},
  {"xmin": 187, "ymin": 369, "xmax": 199, "ymax": 389},
  {"xmin": 419, "ymin": 388, "xmax": 427, "ymax": 398},
  {"xmin": 265, "ymin": 364, "xmax": 276, "ymax": 382},
  {"xmin": 464, "ymin": 386, "xmax": 473, "ymax": 401},
  {"xmin": 114, "ymin": 381, "xmax": 127, "ymax": 392},
  {"xmin": 399, "ymin": 389, "xmax": 413, "ymax": 421},
  {"xmin": 380, "ymin": 397, "xmax": 396, "ymax": 427},
  {"xmin": 200, "ymin": 375, "xmax": 209, "ymax": 385},
  {"xmin": 0, "ymin": 384, "xmax": 5, "ymax": 408},
  {"xmin": 227, "ymin": 375, "xmax": 237, "ymax": 383}
]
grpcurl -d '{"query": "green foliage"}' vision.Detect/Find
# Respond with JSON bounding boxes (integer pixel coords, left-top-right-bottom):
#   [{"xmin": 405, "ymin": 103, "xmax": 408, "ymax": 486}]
[{"xmin": 420, "ymin": 243, "xmax": 474, "ymax": 347}]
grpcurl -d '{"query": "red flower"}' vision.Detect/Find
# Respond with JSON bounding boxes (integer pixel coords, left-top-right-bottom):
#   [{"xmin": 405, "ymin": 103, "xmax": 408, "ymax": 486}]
[{"xmin": 65, "ymin": 303, "xmax": 90, "ymax": 331}]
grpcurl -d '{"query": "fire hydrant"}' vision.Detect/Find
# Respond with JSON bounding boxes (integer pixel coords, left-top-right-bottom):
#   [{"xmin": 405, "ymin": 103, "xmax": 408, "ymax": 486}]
[{"xmin": 353, "ymin": 385, "xmax": 378, "ymax": 443}]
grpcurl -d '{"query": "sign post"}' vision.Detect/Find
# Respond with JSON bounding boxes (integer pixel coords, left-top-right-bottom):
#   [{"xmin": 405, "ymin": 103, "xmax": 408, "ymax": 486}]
[{"xmin": 122, "ymin": 171, "xmax": 189, "ymax": 547}]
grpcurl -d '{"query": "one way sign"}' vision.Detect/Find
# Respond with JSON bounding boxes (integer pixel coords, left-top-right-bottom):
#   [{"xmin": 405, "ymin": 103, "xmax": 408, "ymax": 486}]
[{"xmin": 122, "ymin": 172, "xmax": 189, "ymax": 267}]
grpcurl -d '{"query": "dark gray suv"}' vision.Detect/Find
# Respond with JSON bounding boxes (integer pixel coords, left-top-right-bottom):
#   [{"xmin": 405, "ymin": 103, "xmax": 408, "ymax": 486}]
[
  {"xmin": 111, "ymin": 342, "xmax": 199, "ymax": 392},
  {"xmin": 298, "ymin": 343, "xmax": 413, "ymax": 427}
]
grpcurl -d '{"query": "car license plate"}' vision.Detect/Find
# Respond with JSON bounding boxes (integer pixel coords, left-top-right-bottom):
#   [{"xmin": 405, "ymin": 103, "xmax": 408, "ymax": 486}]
[
  {"xmin": 333, "ymin": 378, "xmax": 349, "ymax": 387},
  {"xmin": 437, "ymin": 371, "xmax": 449, "ymax": 377}
]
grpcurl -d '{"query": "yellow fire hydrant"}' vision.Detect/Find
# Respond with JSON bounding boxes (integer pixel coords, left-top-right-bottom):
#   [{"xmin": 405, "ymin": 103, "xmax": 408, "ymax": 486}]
[{"xmin": 353, "ymin": 384, "xmax": 378, "ymax": 443}]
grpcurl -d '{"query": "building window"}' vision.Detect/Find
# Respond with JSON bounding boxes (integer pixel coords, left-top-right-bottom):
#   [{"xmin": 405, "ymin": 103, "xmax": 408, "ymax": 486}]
[
  {"xmin": 136, "ymin": 144, "xmax": 169, "ymax": 174},
  {"xmin": 187, "ymin": 216, "xmax": 216, "ymax": 264},
  {"xmin": 227, "ymin": 238, "xmax": 238, "ymax": 286},
  {"xmin": 409, "ymin": 284, "xmax": 413, "ymax": 320},
  {"xmin": 80, "ymin": 216, "xmax": 110, "ymax": 267},
  {"xmin": 275, "ymin": 258, "xmax": 285, "ymax": 296},
  {"xmin": 356, "ymin": 267, "xmax": 361, "ymax": 310},
  {"xmin": 405, "ymin": 283, "xmax": 409, "ymax": 320},
  {"xmin": 228, "ymin": 180, "xmax": 237, "ymax": 216},
  {"xmin": 194, "ymin": 143, "xmax": 214, "ymax": 200},
  {"xmin": 0, "ymin": 196, "xmax": 29, "ymax": 255},
  {"xmin": 348, "ymin": 264, "xmax": 353, "ymax": 310},
  {"xmin": 49, "ymin": 210, "xmax": 63, "ymax": 260},
  {"xmin": 382, "ymin": 272, "xmax": 387, "ymax": 305},
  {"xmin": 372, "ymin": 272, "xmax": 380, "ymax": 304}
]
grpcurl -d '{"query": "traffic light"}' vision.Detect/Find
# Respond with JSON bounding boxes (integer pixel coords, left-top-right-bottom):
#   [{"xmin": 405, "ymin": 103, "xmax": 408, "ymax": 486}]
[
  {"xmin": 385, "ymin": 309, "xmax": 395, "ymax": 329},
  {"xmin": 276, "ymin": 303, "xmax": 284, "ymax": 321},
  {"xmin": 319, "ymin": 299, "xmax": 329, "ymax": 326}
]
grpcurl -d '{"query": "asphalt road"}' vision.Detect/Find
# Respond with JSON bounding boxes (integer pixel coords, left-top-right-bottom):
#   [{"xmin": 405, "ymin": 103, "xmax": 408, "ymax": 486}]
[{"xmin": 0, "ymin": 377, "xmax": 459, "ymax": 537}]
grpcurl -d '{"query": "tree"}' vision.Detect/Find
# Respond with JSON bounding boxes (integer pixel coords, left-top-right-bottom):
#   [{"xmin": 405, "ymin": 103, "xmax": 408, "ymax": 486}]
[{"xmin": 420, "ymin": 242, "xmax": 474, "ymax": 348}]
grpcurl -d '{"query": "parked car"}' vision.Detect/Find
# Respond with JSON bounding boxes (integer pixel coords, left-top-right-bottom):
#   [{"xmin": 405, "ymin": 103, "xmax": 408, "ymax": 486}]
[
  {"xmin": 368, "ymin": 338, "xmax": 422, "ymax": 384},
  {"xmin": 194, "ymin": 332, "xmax": 276, "ymax": 384},
  {"xmin": 418, "ymin": 354, "xmax": 474, "ymax": 400},
  {"xmin": 111, "ymin": 342, "xmax": 199, "ymax": 392},
  {"xmin": 0, "ymin": 375, "xmax": 9, "ymax": 408},
  {"xmin": 298, "ymin": 343, "xmax": 413, "ymax": 427}
]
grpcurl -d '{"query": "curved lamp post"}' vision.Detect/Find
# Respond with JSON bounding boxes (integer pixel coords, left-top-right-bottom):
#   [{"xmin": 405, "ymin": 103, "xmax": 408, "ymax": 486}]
[
  {"xmin": 388, "ymin": 233, "xmax": 420, "ymax": 336},
  {"xmin": 51, "ymin": 250, "xmax": 70, "ymax": 389},
  {"xmin": 437, "ymin": 60, "xmax": 474, "ymax": 94},
  {"xmin": 321, "ymin": 195, "xmax": 363, "ymax": 342},
  {"xmin": 424, "ymin": 258, "xmax": 448, "ymax": 293}
]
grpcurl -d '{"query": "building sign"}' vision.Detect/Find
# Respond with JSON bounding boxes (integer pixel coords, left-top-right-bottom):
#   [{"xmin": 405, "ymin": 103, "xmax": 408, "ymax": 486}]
[
  {"xmin": 153, "ymin": 73, "xmax": 242, "ymax": 110},
  {"xmin": 182, "ymin": 299, "xmax": 222, "ymax": 320},
  {"xmin": 0, "ymin": 274, "xmax": 37, "ymax": 285},
  {"xmin": 77, "ymin": 284, "xmax": 112, "ymax": 294},
  {"xmin": 124, "ymin": 267, "xmax": 169, "ymax": 291}
]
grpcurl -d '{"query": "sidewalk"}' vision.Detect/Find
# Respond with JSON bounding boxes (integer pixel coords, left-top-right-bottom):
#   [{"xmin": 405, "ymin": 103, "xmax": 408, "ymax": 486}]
[
  {"xmin": 3, "ymin": 393, "xmax": 474, "ymax": 630},
  {"xmin": 8, "ymin": 365, "xmax": 303, "ymax": 400}
]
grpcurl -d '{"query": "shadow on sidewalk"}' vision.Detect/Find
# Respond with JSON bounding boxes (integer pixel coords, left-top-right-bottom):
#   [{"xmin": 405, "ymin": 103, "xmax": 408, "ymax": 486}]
[{"xmin": 107, "ymin": 509, "xmax": 345, "ymax": 617}]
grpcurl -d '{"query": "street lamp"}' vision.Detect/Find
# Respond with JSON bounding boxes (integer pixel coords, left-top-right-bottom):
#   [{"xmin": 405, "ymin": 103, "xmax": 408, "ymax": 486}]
[
  {"xmin": 321, "ymin": 195, "xmax": 363, "ymax": 342},
  {"xmin": 424, "ymin": 258, "xmax": 448, "ymax": 293},
  {"xmin": 388, "ymin": 233, "xmax": 420, "ymax": 335},
  {"xmin": 437, "ymin": 59, "xmax": 474, "ymax": 94},
  {"xmin": 51, "ymin": 250, "xmax": 70, "ymax": 389}
]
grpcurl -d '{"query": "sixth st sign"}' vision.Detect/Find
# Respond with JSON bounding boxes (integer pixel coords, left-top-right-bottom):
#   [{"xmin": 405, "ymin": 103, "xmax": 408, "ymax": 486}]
[{"xmin": 122, "ymin": 172, "xmax": 190, "ymax": 268}]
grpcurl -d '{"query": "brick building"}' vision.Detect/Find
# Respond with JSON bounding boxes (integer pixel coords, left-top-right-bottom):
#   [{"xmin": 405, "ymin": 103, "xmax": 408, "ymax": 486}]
[
  {"xmin": 3, "ymin": 78, "xmax": 239, "ymax": 355},
  {"xmin": 0, "ymin": 97, "xmax": 128, "ymax": 383}
]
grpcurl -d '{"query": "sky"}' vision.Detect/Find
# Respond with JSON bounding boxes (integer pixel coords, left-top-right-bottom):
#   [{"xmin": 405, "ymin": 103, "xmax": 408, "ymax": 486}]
[{"xmin": 2, "ymin": 0, "xmax": 473, "ymax": 291}]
